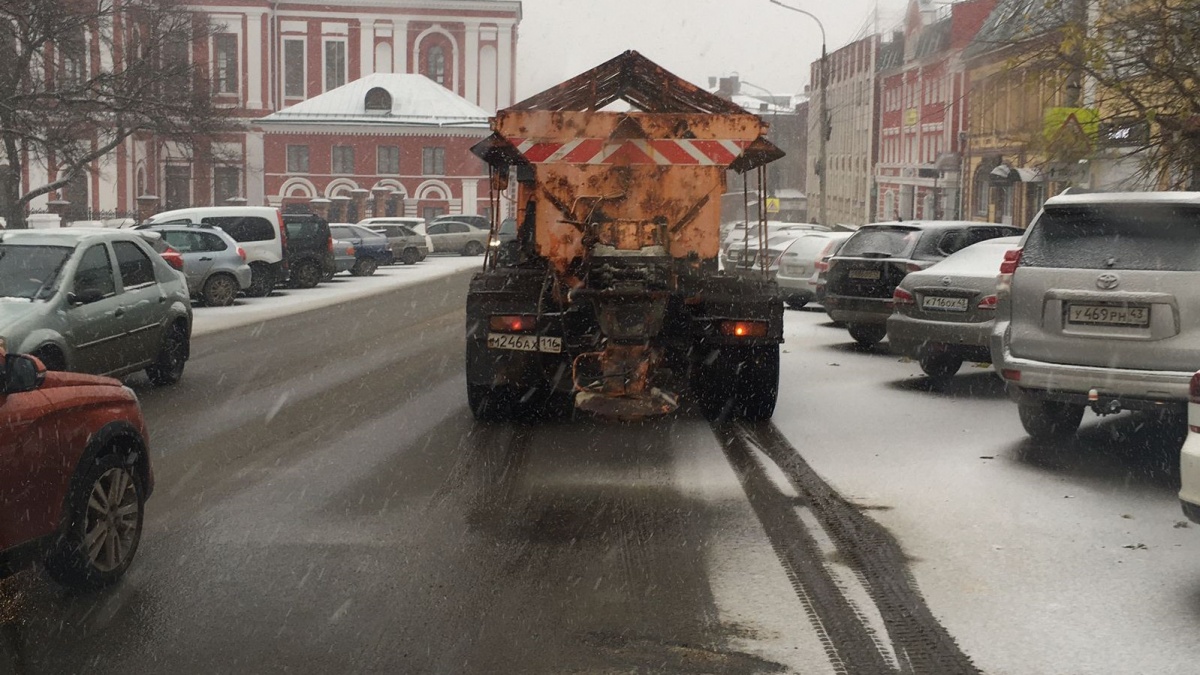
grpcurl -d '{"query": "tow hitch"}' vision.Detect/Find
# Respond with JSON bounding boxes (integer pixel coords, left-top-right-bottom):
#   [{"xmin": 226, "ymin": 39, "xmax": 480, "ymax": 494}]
[{"xmin": 1088, "ymin": 388, "xmax": 1122, "ymax": 416}]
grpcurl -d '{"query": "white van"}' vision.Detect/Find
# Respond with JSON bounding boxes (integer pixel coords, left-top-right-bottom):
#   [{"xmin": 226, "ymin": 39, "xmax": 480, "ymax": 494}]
[{"xmin": 143, "ymin": 207, "xmax": 285, "ymax": 297}]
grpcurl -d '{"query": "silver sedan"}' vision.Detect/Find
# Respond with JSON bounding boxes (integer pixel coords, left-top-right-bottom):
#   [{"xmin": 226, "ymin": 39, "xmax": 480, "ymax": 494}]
[{"xmin": 886, "ymin": 236, "xmax": 1021, "ymax": 379}]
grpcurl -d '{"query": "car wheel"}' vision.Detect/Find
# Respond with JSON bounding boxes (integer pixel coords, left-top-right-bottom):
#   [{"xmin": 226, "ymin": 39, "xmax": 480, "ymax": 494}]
[
  {"xmin": 918, "ymin": 349, "xmax": 963, "ymax": 380},
  {"xmin": 847, "ymin": 323, "xmax": 886, "ymax": 347},
  {"xmin": 44, "ymin": 453, "xmax": 144, "ymax": 589},
  {"xmin": 32, "ymin": 345, "xmax": 66, "ymax": 371},
  {"xmin": 145, "ymin": 322, "xmax": 188, "ymax": 386},
  {"xmin": 463, "ymin": 241, "xmax": 485, "ymax": 257},
  {"xmin": 1018, "ymin": 400, "xmax": 1085, "ymax": 441},
  {"xmin": 401, "ymin": 248, "xmax": 421, "ymax": 265},
  {"xmin": 351, "ymin": 258, "xmax": 378, "ymax": 277},
  {"xmin": 245, "ymin": 263, "xmax": 276, "ymax": 298},
  {"xmin": 468, "ymin": 383, "xmax": 516, "ymax": 422},
  {"xmin": 201, "ymin": 273, "xmax": 239, "ymax": 307},
  {"xmin": 785, "ymin": 297, "xmax": 809, "ymax": 310},
  {"xmin": 290, "ymin": 260, "xmax": 321, "ymax": 289},
  {"xmin": 322, "ymin": 268, "xmax": 335, "ymax": 283},
  {"xmin": 697, "ymin": 345, "xmax": 779, "ymax": 422}
]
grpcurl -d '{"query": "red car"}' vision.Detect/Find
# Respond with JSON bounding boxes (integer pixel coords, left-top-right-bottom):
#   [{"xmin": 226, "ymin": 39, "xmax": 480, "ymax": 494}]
[{"xmin": 0, "ymin": 345, "xmax": 153, "ymax": 588}]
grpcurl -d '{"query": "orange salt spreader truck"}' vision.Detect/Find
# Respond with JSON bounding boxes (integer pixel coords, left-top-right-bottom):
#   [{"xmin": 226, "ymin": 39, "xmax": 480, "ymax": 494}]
[{"xmin": 466, "ymin": 51, "xmax": 786, "ymax": 421}]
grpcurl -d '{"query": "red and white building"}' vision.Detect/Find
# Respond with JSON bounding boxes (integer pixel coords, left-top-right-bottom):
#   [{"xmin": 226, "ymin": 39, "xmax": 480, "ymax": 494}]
[
  {"xmin": 257, "ymin": 73, "xmax": 491, "ymax": 221},
  {"xmin": 23, "ymin": 0, "xmax": 521, "ymax": 221},
  {"xmin": 874, "ymin": 0, "xmax": 994, "ymax": 222}
]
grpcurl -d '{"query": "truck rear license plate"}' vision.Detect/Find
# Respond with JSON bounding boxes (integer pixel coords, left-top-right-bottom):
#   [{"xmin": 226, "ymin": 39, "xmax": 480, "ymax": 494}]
[
  {"xmin": 1067, "ymin": 304, "xmax": 1149, "ymax": 327},
  {"xmin": 487, "ymin": 333, "xmax": 563, "ymax": 353},
  {"xmin": 849, "ymin": 268, "xmax": 880, "ymax": 280},
  {"xmin": 922, "ymin": 296, "xmax": 968, "ymax": 312}
]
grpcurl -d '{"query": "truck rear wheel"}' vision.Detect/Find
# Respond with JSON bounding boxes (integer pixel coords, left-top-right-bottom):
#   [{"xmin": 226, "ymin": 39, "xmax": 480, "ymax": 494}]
[{"xmin": 698, "ymin": 345, "xmax": 779, "ymax": 422}]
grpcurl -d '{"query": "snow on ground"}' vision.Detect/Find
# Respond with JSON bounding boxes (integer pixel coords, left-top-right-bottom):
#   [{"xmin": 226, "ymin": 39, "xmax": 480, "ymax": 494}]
[{"xmin": 191, "ymin": 256, "xmax": 482, "ymax": 337}]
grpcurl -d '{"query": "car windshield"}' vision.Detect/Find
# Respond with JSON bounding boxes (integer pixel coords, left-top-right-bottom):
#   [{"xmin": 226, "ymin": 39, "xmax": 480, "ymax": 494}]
[
  {"xmin": 5, "ymin": 4, "xmax": 1198, "ymax": 675},
  {"xmin": 0, "ymin": 244, "xmax": 72, "ymax": 300},
  {"xmin": 1024, "ymin": 204, "xmax": 1200, "ymax": 271},
  {"xmin": 839, "ymin": 226, "xmax": 920, "ymax": 258}
]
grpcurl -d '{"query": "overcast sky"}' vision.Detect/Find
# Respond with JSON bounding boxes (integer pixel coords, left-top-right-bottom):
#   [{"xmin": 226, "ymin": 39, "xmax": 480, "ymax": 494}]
[{"xmin": 514, "ymin": 0, "xmax": 910, "ymax": 100}]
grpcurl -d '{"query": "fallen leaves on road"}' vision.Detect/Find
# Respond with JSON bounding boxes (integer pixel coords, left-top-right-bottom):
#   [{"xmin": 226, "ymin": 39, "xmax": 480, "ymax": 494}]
[{"xmin": 1122, "ymin": 543, "xmax": 1148, "ymax": 550}]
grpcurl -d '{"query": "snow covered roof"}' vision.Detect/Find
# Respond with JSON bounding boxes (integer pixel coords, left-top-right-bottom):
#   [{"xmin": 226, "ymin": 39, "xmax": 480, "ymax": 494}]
[{"xmin": 257, "ymin": 74, "xmax": 489, "ymax": 128}]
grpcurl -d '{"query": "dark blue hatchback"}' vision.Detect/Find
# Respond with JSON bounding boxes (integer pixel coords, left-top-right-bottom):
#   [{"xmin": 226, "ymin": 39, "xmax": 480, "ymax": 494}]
[{"xmin": 329, "ymin": 223, "xmax": 395, "ymax": 276}]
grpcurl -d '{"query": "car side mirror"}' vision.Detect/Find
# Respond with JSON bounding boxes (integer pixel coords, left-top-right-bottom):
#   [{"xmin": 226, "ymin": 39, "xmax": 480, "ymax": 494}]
[
  {"xmin": 3, "ymin": 353, "xmax": 45, "ymax": 394},
  {"xmin": 68, "ymin": 287, "xmax": 106, "ymax": 305}
]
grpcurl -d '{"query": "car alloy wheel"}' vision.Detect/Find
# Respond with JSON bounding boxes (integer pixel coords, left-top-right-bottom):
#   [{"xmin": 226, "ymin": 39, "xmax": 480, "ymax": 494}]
[
  {"xmin": 85, "ymin": 467, "xmax": 141, "ymax": 572},
  {"xmin": 463, "ymin": 241, "xmax": 485, "ymax": 256},
  {"xmin": 202, "ymin": 274, "xmax": 239, "ymax": 307}
]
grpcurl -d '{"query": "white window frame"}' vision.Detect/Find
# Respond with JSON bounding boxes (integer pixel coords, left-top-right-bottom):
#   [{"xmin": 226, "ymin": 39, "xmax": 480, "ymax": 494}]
[
  {"xmin": 211, "ymin": 32, "xmax": 241, "ymax": 97},
  {"xmin": 322, "ymin": 38, "xmax": 347, "ymax": 92},
  {"xmin": 283, "ymin": 37, "xmax": 306, "ymax": 99}
]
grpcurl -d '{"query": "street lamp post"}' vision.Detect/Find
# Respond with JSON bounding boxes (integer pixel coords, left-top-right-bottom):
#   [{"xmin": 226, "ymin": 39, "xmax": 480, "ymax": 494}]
[
  {"xmin": 770, "ymin": 0, "xmax": 827, "ymax": 227},
  {"xmin": 738, "ymin": 79, "xmax": 780, "ymax": 196}
]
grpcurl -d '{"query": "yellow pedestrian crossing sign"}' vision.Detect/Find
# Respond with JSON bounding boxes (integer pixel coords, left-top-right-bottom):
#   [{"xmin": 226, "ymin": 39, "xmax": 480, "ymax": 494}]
[{"xmin": 766, "ymin": 197, "xmax": 780, "ymax": 213}]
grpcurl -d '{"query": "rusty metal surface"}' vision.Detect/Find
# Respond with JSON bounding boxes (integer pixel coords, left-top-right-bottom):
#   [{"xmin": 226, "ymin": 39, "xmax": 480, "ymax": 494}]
[{"xmin": 507, "ymin": 50, "xmax": 749, "ymax": 115}]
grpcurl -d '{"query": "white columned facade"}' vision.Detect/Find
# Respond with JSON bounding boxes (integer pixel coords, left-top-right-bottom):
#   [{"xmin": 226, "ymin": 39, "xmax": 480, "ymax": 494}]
[
  {"xmin": 246, "ymin": 10, "xmax": 265, "ymax": 110},
  {"xmin": 497, "ymin": 23, "xmax": 513, "ymax": 107},
  {"xmin": 359, "ymin": 20, "xmax": 374, "ymax": 76},
  {"xmin": 463, "ymin": 22, "xmax": 479, "ymax": 105},
  {"xmin": 460, "ymin": 177, "xmax": 478, "ymax": 215},
  {"xmin": 393, "ymin": 20, "xmax": 409, "ymax": 73},
  {"xmin": 246, "ymin": 132, "xmax": 265, "ymax": 205}
]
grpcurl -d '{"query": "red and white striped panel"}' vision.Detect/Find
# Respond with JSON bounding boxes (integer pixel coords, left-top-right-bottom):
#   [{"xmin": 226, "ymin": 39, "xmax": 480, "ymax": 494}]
[{"xmin": 508, "ymin": 138, "xmax": 751, "ymax": 166}]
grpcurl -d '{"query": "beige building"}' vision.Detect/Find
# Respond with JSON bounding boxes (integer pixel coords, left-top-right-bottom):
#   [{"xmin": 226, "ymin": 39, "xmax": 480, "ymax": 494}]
[{"xmin": 807, "ymin": 34, "xmax": 880, "ymax": 226}]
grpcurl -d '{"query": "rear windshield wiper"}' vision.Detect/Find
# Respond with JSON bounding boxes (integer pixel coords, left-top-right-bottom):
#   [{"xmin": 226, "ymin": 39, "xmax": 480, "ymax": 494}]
[{"xmin": 857, "ymin": 251, "xmax": 894, "ymax": 259}]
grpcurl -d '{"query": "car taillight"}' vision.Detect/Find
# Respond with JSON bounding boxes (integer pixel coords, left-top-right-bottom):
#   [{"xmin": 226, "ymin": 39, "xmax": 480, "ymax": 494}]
[
  {"xmin": 277, "ymin": 210, "xmax": 288, "ymax": 249},
  {"xmin": 236, "ymin": 247, "xmax": 246, "ymax": 261},
  {"xmin": 815, "ymin": 259, "xmax": 830, "ymax": 272},
  {"xmin": 999, "ymin": 248, "xmax": 1023, "ymax": 275},
  {"xmin": 327, "ymin": 236, "xmax": 334, "ymax": 252},
  {"xmin": 1001, "ymin": 369, "xmax": 1021, "ymax": 381},
  {"xmin": 906, "ymin": 262, "xmax": 924, "ymax": 273},
  {"xmin": 719, "ymin": 320, "xmax": 768, "ymax": 338},
  {"xmin": 892, "ymin": 287, "xmax": 915, "ymax": 306},
  {"xmin": 346, "ymin": 246, "xmax": 355, "ymax": 256},
  {"xmin": 977, "ymin": 294, "xmax": 998, "ymax": 310},
  {"xmin": 489, "ymin": 315, "xmax": 535, "ymax": 332},
  {"xmin": 1190, "ymin": 372, "xmax": 1200, "ymax": 405},
  {"xmin": 161, "ymin": 247, "xmax": 185, "ymax": 271}
]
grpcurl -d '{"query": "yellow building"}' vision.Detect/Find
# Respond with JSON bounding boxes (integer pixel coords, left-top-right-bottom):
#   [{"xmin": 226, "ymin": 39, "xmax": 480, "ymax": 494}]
[{"xmin": 961, "ymin": 0, "xmax": 1073, "ymax": 228}]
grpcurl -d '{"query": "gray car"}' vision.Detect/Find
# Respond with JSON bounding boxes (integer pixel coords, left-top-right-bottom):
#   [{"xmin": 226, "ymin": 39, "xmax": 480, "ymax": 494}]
[
  {"xmin": 141, "ymin": 225, "xmax": 252, "ymax": 306},
  {"xmin": 887, "ymin": 236, "xmax": 1021, "ymax": 379},
  {"xmin": 367, "ymin": 223, "xmax": 431, "ymax": 264},
  {"xmin": 0, "ymin": 228, "xmax": 192, "ymax": 384},
  {"xmin": 992, "ymin": 192, "xmax": 1200, "ymax": 440},
  {"xmin": 425, "ymin": 220, "xmax": 489, "ymax": 256}
]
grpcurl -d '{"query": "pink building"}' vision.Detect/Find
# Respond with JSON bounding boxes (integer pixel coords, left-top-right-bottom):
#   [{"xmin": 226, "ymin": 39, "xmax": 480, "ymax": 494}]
[
  {"xmin": 19, "ymin": 0, "xmax": 521, "ymax": 222},
  {"xmin": 257, "ymin": 73, "xmax": 492, "ymax": 221},
  {"xmin": 874, "ymin": 0, "xmax": 994, "ymax": 222}
]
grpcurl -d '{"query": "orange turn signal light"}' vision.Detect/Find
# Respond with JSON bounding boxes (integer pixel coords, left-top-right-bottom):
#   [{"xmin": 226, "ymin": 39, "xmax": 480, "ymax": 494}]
[{"xmin": 719, "ymin": 320, "xmax": 768, "ymax": 338}]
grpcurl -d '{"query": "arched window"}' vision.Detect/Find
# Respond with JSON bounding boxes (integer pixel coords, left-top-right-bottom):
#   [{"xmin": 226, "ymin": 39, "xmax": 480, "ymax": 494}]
[
  {"xmin": 365, "ymin": 87, "xmax": 392, "ymax": 112},
  {"xmin": 426, "ymin": 45, "xmax": 446, "ymax": 85}
]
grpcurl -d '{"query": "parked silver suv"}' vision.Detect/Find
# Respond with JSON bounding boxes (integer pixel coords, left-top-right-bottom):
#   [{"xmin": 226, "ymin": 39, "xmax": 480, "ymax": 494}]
[{"xmin": 992, "ymin": 192, "xmax": 1200, "ymax": 440}]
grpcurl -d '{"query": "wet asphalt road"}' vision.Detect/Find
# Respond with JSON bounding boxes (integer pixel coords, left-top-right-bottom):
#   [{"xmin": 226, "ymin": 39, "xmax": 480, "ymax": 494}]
[{"xmin": 3, "ymin": 270, "xmax": 1200, "ymax": 674}]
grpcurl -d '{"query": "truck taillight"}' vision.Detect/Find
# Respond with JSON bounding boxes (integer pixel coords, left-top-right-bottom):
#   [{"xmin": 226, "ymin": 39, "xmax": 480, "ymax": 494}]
[
  {"xmin": 977, "ymin": 294, "xmax": 998, "ymax": 310},
  {"xmin": 719, "ymin": 320, "xmax": 768, "ymax": 338},
  {"xmin": 999, "ymin": 248, "xmax": 1023, "ymax": 275},
  {"xmin": 892, "ymin": 287, "xmax": 915, "ymax": 306},
  {"xmin": 1190, "ymin": 372, "xmax": 1200, "ymax": 405},
  {"xmin": 490, "ymin": 315, "xmax": 535, "ymax": 333}
]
